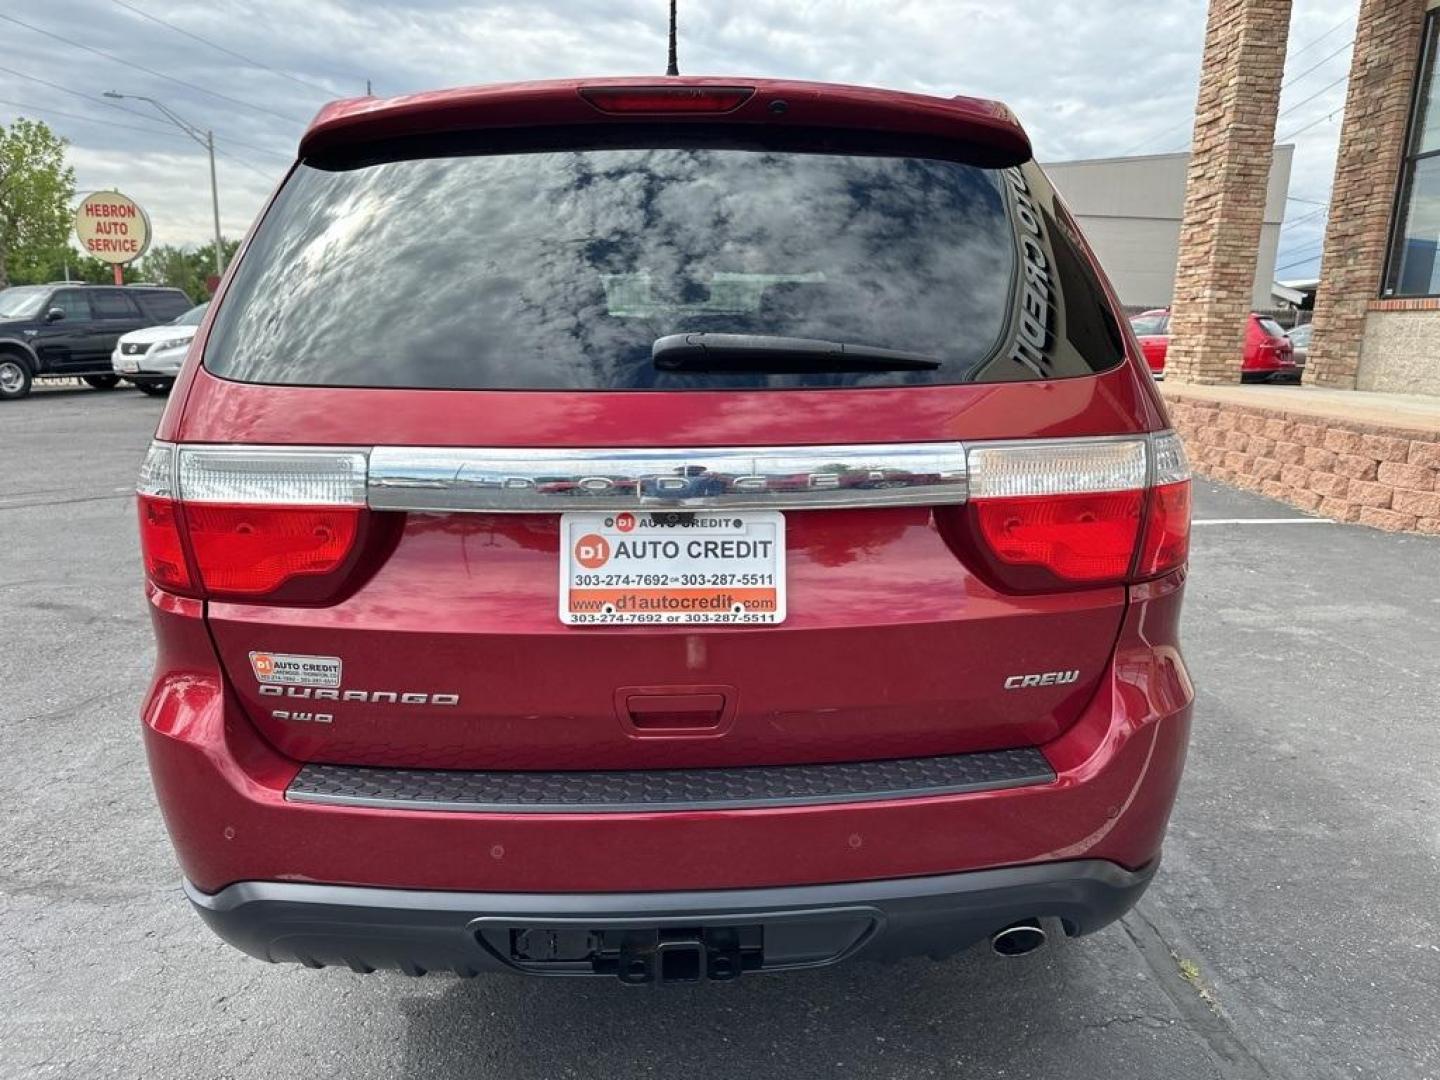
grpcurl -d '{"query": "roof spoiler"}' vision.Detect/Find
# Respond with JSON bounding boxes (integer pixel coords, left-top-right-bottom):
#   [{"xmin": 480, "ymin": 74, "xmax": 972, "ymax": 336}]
[{"xmin": 299, "ymin": 77, "xmax": 1032, "ymax": 167}]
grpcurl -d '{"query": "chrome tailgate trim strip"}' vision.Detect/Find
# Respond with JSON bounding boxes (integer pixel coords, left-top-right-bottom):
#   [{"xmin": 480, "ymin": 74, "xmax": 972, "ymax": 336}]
[{"xmin": 366, "ymin": 443, "xmax": 968, "ymax": 513}]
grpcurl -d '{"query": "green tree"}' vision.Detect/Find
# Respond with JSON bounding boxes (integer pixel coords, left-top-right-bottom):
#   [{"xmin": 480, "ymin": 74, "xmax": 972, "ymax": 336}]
[
  {"xmin": 135, "ymin": 238, "xmax": 240, "ymax": 300},
  {"xmin": 0, "ymin": 118, "xmax": 77, "ymax": 289},
  {"xmin": 21, "ymin": 249, "xmax": 112, "ymax": 284}
]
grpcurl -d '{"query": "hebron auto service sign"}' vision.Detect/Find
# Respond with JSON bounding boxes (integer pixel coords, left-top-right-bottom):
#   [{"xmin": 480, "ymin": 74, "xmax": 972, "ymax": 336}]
[{"xmin": 74, "ymin": 191, "xmax": 151, "ymax": 264}]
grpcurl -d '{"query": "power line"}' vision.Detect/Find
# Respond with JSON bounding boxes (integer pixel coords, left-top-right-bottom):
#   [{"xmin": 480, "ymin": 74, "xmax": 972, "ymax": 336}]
[
  {"xmin": 1281, "ymin": 205, "xmax": 1329, "ymax": 232},
  {"xmin": 0, "ymin": 63, "xmax": 292, "ymax": 159},
  {"xmin": 0, "ymin": 95, "xmax": 277, "ymax": 187},
  {"xmin": 1117, "ymin": 15, "xmax": 1355, "ymax": 159},
  {"xmin": 1279, "ymin": 236, "xmax": 1326, "ymax": 259},
  {"xmin": 1277, "ymin": 110, "xmax": 1341, "ymax": 144},
  {"xmin": 1283, "ymin": 15, "xmax": 1354, "ymax": 67},
  {"xmin": 107, "ymin": 0, "xmax": 345, "ymax": 99},
  {"xmin": 1280, "ymin": 39, "xmax": 1353, "ymax": 91},
  {"xmin": 1275, "ymin": 252, "xmax": 1325, "ymax": 274},
  {"xmin": 0, "ymin": 64, "xmax": 174, "ymax": 130},
  {"xmin": 1276, "ymin": 72, "xmax": 1350, "ymax": 122},
  {"xmin": 1153, "ymin": 70, "xmax": 1347, "ymax": 156},
  {"xmin": 1286, "ymin": 194, "xmax": 1329, "ymax": 206},
  {"xmin": 1275, "ymin": 241, "xmax": 1328, "ymax": 273},
  {"xmin": 1165, "ymin": 69, "xmax": 1347, "ymax": 153},
  {"xmin": 0, "ymin": 96, "xmax": 190, "ymax": 140},
  {"xmin": 214, "ymin": 144, "xmax": 278, "ymax": 182},
  {"xmin": 0, "ymin": 12, "xmax": 306, "ymax": 125}
]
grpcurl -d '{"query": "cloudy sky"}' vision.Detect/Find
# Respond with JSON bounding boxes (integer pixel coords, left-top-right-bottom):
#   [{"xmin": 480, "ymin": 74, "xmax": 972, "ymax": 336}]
[{"xmin": 1, "ymin": 0, "xmax": 1355, "ymax": 278}]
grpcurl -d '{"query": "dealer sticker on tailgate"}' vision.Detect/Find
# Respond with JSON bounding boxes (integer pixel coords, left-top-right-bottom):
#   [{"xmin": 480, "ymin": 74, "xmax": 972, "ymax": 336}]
[{"xmin": 560, "ymin": 511, "xmax": 786, "ymax": 626}]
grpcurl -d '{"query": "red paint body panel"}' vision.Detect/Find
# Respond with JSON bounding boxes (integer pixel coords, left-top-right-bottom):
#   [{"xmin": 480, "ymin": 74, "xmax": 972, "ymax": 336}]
[
  {"xmin": 207, "ymin": 507, "xmax": 1128, "ymax": 770},
  {"xmin": 143, "ymin": 576, "xmax": 1192, "ymax": 894},
  {"xmin": 177, "ymin": 363, "xmax": 1165, "ymax": 448}
]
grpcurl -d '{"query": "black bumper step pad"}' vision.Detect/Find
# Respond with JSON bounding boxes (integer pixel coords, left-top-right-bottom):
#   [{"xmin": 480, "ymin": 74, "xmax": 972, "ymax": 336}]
[{"xmin": 286, "ymin": 747, "xmax": 1055, "ymax": 813}]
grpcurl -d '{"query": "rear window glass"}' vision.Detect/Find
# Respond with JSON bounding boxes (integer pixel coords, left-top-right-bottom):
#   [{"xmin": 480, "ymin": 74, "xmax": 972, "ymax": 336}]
[
  {"xmin": 1257, "ymin": 317, "xmax": 1287, "ymax": 339},
  {"xmin": 137, "ymin": 290, "xmax": 193, "ymax": 322},
  {"xmin": 205, "ymin": 143, "xmax": 1124, "ymax": 390},
  {"xmin": 92, "ymin": 289, "xmax": 140, "ymax": 319}
]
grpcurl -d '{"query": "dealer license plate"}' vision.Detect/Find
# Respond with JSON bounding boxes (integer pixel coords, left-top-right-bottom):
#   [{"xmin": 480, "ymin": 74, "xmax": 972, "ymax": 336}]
[{"xmin": 560, "ymin": 511, "xmax": 786, "ymax": 626}]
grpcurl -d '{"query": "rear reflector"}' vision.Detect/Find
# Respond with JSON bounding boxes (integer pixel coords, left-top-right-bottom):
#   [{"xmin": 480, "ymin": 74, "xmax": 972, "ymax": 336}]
[{"xmin": 578, "ymin": 85, "xmax": 754, "ymax": 114}]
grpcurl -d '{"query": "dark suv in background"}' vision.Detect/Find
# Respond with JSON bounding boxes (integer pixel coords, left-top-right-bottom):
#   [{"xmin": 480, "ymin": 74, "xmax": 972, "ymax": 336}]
[{"xmin": 0, "ymin": 283, "xmax": 192, "ymax": 400}]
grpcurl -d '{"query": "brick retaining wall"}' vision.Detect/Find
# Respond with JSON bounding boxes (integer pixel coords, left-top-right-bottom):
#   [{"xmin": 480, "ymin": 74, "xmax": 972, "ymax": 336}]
[{"xmin": 1165, "ymin": 396, "xmax": 1440, "ymax": 534}]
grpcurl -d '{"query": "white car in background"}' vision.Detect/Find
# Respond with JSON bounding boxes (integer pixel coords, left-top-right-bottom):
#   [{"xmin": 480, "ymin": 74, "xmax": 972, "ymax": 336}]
[{"xmin": 111, "ymin": 302, "xmax": 208, "ymax": 396}]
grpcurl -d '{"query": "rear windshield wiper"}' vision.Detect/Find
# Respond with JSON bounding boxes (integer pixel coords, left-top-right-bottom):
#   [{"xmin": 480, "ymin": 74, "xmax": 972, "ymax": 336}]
[{"xmin": 652, "ymin": 333, "xmax": 942, "ymax": 374}]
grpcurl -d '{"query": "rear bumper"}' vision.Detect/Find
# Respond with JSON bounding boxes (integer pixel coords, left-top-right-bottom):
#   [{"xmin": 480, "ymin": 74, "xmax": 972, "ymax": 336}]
[
  {"xmin": 142, "ymin": 575, "xmax": 1192, "ymax": 898},
  {"xmin": 185, "ymin": 858, "xmax": 1156, "ymax": 978}
]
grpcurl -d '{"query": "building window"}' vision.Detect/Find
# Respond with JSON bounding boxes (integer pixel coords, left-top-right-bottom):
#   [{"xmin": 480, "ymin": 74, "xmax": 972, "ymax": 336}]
[{"xmin": 1385, "ymin": 11, "xmax": 1440, "ymax": 297}]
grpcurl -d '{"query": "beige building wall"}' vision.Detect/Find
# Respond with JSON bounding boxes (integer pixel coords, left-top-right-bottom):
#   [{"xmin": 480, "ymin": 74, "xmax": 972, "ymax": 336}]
[
  {"xmin": 1044, "ymin": 146, "xmax": 1293, "ymax": 310},
  {"xmin": 1358, "ymin": 311, "xmax": 1440, "ymax": 395}
]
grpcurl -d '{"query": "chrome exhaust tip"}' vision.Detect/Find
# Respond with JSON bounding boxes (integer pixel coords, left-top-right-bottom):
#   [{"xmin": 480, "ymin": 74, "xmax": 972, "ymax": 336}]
[{"xmin": 991, "ymin": 919, "xmax": 1047, "ymax": 957}]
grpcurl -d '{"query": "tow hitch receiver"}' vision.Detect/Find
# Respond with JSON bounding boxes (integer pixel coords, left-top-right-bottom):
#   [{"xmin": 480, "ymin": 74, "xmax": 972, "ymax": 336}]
[{"xmin": 506, "ymin": 925, "xmax": 761, "ymax": 982}]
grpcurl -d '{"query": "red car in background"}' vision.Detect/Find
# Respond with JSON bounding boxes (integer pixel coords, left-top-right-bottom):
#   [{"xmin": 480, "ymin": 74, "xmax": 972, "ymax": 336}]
[
  {"xmin": 137, "ymin": 76, "xmax": 1194, "ymax": 984},
  {"xmin": 1130, "ymin": 309, "xmax": 1298, "ymax": 381}
]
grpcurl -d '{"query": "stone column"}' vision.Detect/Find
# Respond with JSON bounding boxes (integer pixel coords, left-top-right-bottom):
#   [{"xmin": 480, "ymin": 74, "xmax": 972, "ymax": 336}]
[
  {"xmin": 1305, "ymin": 0, "xmax": 1428, "ymax": 389},
  {"xmin": 1167, "ymin": 0, "xmax": 1293, "ymax": 384}
]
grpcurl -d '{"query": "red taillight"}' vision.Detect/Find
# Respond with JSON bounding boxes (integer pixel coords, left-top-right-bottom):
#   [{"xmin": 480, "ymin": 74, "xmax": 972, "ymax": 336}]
[
  {"xmin": 976, "ymin": 490, "xmax": 1145, "ymax": 582},
  {"xmin": 578, "ymin": 85, "xmax": 754, "ymax": 114},
  {"xmin": 183, "ymin": 504, "xmax": 361, "ymax": 597},
  {"xmin": 944, "ymin": 433, "xmax": 1192, "ymax": 592},
  {"xmin": 1137, "ymin": 480, "xmax": 1191, "ymax": 577},
  {"xmin": 137, "ymin": 494, "xmax": 192, "ymax": 592},
  {"xmin": 136, "ymin": 443, "xmax": 372, "ymax": 603}
]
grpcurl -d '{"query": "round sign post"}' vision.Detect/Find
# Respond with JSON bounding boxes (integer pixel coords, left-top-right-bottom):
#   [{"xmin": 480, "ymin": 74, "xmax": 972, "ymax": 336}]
[{"xmin": 74, "ymin": 191, "xmax": 152, "ymax": 285}]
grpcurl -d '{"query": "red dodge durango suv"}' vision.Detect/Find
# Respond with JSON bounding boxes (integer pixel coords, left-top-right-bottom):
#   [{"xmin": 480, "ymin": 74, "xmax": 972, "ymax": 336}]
[{"xmin": 138, "ymin": 77, "xmax": 1194, "ymax": 983}]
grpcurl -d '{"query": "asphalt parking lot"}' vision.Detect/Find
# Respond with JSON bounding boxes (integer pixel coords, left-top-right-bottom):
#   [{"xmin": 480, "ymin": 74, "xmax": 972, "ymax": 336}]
[{"xmin": 3, "ymin": 387, "xmax": 1438, "ymax": 1080}]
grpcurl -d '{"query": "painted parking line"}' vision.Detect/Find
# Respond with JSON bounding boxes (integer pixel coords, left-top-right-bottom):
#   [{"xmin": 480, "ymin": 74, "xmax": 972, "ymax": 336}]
[{"xmin": 1191, "ymin": 517, "xmax": 1332, "ymax": 526}]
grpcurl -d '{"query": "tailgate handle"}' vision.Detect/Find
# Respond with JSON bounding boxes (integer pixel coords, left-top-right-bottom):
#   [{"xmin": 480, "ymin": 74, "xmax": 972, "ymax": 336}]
[
  {"xmin": 616, "ymin": 685, "xmax": 737, "ymax": 739},
  {"xmin": 626, "ymin": 694, "xmax": 726, "ymax": 730}
]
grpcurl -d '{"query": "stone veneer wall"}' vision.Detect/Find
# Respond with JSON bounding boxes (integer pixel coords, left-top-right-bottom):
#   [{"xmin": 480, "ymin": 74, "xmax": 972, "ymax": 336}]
[
  {"xmin": 1305, "ymin": 0, "xmax": 1429, "ymax": 389},
  {"xmin": 1166, "ymin": 396, "xmax": 1440, "ymax": 534},
  {"xmin": 1166, "ymin": 0, "xmax": 1292, "ymax": 384}
]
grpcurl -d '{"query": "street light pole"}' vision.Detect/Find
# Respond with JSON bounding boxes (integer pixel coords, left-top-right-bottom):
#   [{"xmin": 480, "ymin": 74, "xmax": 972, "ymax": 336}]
[
  {"xmin": 205, "ymin": 130, "xmax": 222, "ymax": 277},
  {"xmin": 104, "ymin": 92, "xmax": 225, "ymax": 277}
]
